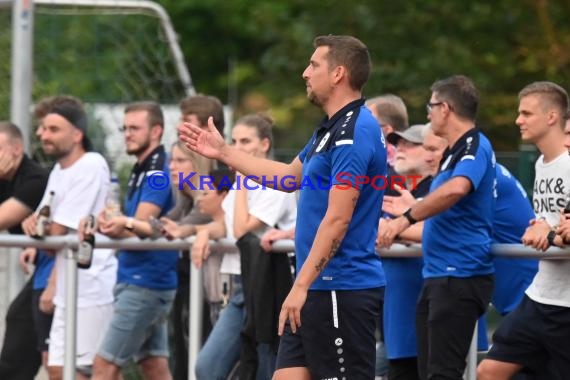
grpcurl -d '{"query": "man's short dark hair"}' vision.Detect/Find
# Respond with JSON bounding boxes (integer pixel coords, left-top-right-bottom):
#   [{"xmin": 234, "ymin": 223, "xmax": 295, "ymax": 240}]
[
  {"xmin": 314, "ymin": 35, "xmax": 371, "ymax": 91},
  {"xmin": 366, "ymin": 94, "xmax": 409, "ymax": 131},
  {"xmin": 125, "ymin": 101, "xmax": 164, "ymax": 128},
  {"xmin": 0, "ymin": 121, "xmax": 23, "ymax": 142},
  {"xmin": 179, "ymin": 94, "xmax": 225, "ymax": 136},
  {"xmin": 430, "ymin": 75, "xmax": 479, "ymax": 122}
]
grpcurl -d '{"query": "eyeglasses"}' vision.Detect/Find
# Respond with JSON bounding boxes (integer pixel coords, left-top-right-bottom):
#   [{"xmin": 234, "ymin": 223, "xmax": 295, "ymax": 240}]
[
  {"xmin": 426, "ymin": 102, "xmax": 444, "ymax": 113},
  {"xmin": 119, "ymin": 125, "xmax": 144, "ymax": 134}
]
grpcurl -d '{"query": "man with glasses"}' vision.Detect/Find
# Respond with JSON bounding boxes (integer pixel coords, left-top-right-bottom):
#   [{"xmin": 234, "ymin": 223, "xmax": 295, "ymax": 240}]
[
  {"xmin": 379, "ymin": 75, "xmax": 496, "ymax": 380},
  {"xmin": 92, "ymin": 101, "xmax": 177, "ymax": 380}
]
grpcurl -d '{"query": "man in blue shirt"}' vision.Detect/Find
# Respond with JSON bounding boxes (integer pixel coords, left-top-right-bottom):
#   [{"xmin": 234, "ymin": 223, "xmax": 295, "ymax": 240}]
[
  {"xmin": 180, "ymin": 35, "xmax": 386, "ymax": 380},
  {"xmin": 93, "ymin": 101, "xmax": 177, "ymax": 380},
  {"xmin": 380, "ymin": 75, "xmax": 496, "ymax": 380}
]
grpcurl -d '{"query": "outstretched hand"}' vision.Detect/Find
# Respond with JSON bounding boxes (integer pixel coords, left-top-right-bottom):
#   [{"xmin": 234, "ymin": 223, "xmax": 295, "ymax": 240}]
[
  {"xmin": 178, "ymin": 116, "xmax": 226, "ymax": 160},
  {"xmin": 382, "ymin": 184, "xmax": 417, "ymax": 216}
]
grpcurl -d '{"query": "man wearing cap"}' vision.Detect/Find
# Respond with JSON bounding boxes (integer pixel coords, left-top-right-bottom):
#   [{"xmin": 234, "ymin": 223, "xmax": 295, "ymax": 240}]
[
  {"xmin": 379, "ymin": 124, "xmax": 433, "ymax": 379},
  {"xmin": 378, "ymin": 75, "xmax": 496, "ymax": 380},
  {"xmin": 21, "ymin": 95, "xmax": 117, "ymax": 380}
]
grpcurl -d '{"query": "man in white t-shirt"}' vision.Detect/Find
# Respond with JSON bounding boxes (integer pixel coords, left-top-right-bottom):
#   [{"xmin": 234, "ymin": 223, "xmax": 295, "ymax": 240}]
[
  {"xmin": 21, "ymin": 96, "xmax": 117, "ymax": 380},
  {"xmin": 478, "ymin": 82, "xmax": 570, "ymax": 380}
]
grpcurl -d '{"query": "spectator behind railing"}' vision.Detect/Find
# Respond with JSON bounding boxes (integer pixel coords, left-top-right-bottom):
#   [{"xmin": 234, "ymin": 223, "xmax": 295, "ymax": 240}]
[
  {"xmin": 378, "ymin": 123, "xmax": 434, "ymax": 380},
  {"xmin": 478, "ymin": 82, "xmax": 570, "ymax": 380},
  {"xmin": 0, "ymin": 121, "xmax": 49, "ymax": 380},
  {"xmin": 20, "ymin": 96, "xmax": 118, "ymax": 380},
  {"xmin": 91, "ymin": 101, "xmax": 176, "ymax": 380},
  {"xmin": 379, "ymin": 75, "xmax": 496, "ymax": 380},
  {"xmin": 380, "ymin": 124, "xmax": 539, "ymax": 380},
  {"xmin": 168, "ymin": 93, "xmax": 225, "ymax": 380}
]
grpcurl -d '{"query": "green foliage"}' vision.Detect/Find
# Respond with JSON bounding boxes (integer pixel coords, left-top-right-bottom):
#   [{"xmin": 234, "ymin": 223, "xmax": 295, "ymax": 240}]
[
  {"xmin": 2, "ymin": 1, "xmax": 570, "ymax": 153},
  {"xmin": 160, "ymin": 0, "xmax": 570, "ymax": 151}
]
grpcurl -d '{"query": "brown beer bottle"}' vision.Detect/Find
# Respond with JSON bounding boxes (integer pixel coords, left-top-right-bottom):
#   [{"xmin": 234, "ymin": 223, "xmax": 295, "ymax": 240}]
[{"xmin": 77, "ymin": 215, "xmax": 95, "ymax": 269}]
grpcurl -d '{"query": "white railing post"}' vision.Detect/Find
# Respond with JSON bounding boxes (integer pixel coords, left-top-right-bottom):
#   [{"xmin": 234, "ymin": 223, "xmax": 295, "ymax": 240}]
[
  {"xmin": 63, "ymin": 245, "xmax": 78, "ymax": 380},
  {"xmin": 188, "ymin": 260, "xmax": 203, "ymax": 380}
]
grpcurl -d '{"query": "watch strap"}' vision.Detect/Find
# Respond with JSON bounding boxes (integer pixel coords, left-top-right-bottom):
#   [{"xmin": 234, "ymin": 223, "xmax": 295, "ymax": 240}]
[{"xmin": 403, "ymin": 208, "xmax": 417, "ymax": 225}]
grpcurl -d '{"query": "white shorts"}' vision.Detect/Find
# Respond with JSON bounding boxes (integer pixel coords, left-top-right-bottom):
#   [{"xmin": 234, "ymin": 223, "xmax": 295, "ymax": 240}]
[{"xmin": 48, "ymin": 303, "xmax": 113, "ymax": 367}]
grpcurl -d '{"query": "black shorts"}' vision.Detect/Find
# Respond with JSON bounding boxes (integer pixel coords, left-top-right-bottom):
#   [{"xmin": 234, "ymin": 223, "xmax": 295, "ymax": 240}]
[
  {"xmin": 487, "ymin": 295, "xmax": 570, "ymax": 378},
  {"xmin": 32, "ymin": 289, "xmax": 54, "ymax": 352},
  {"xmin": 276, "ymin": 287, "xmax": 383, "ymax": 380}
]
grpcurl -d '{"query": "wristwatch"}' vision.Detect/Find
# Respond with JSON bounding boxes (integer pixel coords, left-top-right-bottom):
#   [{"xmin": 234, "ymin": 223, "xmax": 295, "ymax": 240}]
[
  {"xmin": 403, "ymin": 208, "xmax": 417, "ymax": 225},
  {"xmin": 125, "ymin": 217, "xmax": 135, "ymax": 231},
  {"xmin": 547, "ymin": 230, "xmax": 556, "ymax": 246}
]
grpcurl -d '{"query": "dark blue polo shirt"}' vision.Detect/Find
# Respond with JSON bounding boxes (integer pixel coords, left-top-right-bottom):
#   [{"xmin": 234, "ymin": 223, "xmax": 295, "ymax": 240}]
[
  {"xmin": 296, "ymin": 99, "xmax": 387, "ymax": 290},
  {"xmin": 119, "ymin": 145, "xmax": 178, "ymax": 290},
  {"xmin": 422, "ymin": 129, "xmax": 496, "ymax": 278}
]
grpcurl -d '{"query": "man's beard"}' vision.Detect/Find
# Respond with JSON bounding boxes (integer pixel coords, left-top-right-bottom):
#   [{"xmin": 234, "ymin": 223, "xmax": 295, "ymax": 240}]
[
  {"xmin": 43, "ymin": 143, "xmax": 70, "ymax": 160},
  {"xmin": 127, "ymin": 139, "xmax": 151, "ymax": 156},
  {"xmin": 308, "ymin": 92, "xmax": 323, "ymax": 107}
]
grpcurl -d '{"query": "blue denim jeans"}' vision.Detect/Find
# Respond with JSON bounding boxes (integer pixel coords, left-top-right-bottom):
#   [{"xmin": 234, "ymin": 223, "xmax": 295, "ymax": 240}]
[
  {"xmin": 98, "ymin": 283, "xmax": 176, "ymax": 367},
  {"xmin": 195, "ymin": 286, "xmax": 245, "ymax": 380}
]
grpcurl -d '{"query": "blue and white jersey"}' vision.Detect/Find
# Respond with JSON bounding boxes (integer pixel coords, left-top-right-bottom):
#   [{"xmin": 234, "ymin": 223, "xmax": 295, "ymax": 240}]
[
  {"xmin": 296, "ymin": 99, "xmax": 387, "ymax": 290},
  {"xmin": 119, "ymin": 145, "xmax": 178, "ymax": 290},
  {"xmin": 422, "ymin": 129, "xmax": 496, "ymax": 278}
]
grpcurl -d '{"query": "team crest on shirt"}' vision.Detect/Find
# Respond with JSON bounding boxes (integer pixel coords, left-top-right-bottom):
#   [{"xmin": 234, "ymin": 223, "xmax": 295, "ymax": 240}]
[{"xmin": 315, "ymin": 132, "xmax": 331, "ymax": 153}]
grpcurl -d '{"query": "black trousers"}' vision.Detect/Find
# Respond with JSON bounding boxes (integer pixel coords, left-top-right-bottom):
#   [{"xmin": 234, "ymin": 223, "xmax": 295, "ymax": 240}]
[
  {"xmin": 416, "ymin": 275, "xmax": 493, "ymax": 380},
  {"xmin": 0, "ymin": 277, "xmax": 41, "ymax": 380}
]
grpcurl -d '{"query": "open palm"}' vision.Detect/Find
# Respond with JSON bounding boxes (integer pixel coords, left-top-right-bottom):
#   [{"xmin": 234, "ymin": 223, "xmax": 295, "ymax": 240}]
[{"xmin": 179, "ymin": 116, "xmax": 226, "ymax": 160}]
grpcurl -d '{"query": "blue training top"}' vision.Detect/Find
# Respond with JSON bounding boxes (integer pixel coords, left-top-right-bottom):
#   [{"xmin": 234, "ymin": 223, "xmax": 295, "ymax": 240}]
[
  {"xmin": 33, "ymin": 250, "xmax": 55, "ymax": 290},
  {"xmin": 297, "ymin": 99, "xmax": 387, "ymax": 291},
  {"xmin": 491, "ymin": 164, "xmax": 538, "ymax": 314},
  {"xmin": 118, "ymin": 145, "xmax": 178, "ymax": 290},
  {"xmin": 422, "ymin": 129, "xmax": 496, "ymax": 278}
]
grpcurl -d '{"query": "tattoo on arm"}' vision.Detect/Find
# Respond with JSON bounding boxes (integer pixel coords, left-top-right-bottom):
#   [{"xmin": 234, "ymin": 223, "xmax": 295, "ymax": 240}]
[
  {"xmin": 314, "ymin": 239, "xmax": 342, "ymax": 273},
  {"xmin": 315, "ymin": 257, "xmax": 327, "ymax": 273}
]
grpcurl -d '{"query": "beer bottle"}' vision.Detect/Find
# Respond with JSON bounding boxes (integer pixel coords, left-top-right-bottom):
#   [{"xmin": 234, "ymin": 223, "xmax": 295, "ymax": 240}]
[{"xmin": 77, "ymin": 215, "xmax": 95, "ymax": 269}]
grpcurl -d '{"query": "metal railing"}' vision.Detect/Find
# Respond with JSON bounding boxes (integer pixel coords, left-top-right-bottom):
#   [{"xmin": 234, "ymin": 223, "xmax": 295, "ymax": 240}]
[{"xmin": 1, "ymin": 234, "xmax": 568, "ymax": 380}]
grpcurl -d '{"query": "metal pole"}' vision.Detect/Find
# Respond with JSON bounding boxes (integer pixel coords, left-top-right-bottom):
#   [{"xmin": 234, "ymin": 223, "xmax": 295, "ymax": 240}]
[
  {"xmin": 34, "ymin": 0, "xmax": 196, "ymax": 96},
  {"xmin": 10, "ymin": 0, "xmax": 33, "ymax": 153},
  {"xmin": 8, "ymin": 0, "xmax": 34, "ymax": 303},
  {"xmin": 464, "ymin": 321, "xmax": 478, "ymax": 380},
  {"xmin": 188, "ymin": 258, "xmax": 203, "ymax": 380},
  {"xmin": 63, "ymin": 247, "xmax": 77, "ymax": 380}
]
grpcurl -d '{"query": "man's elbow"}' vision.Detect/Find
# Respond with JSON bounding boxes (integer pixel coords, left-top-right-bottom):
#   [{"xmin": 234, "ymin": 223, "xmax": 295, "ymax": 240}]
[
  {"xmin": 326, "ymin": 214, "xmax": 351, "ymax": 232},
  {"xmin": 233, "ymin": 226, "xmax": 246, "ymax": 240},
  {"xmin": 447, "ymin": 180, "xmax": 472, "ymax": 198}
]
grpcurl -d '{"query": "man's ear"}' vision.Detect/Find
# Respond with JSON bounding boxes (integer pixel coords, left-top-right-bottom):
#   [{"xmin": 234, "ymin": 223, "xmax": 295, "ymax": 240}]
[
  {"xmin": 72, "ymin": 128, "xmax": 84, "ymax": 146},
  {"xmin": 151, "ymin": 124, "xmax": 164, "ymax": 141},
  {"xmin": 332, "ymin": 65, "xmax": 347, "ymax": 85}
]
